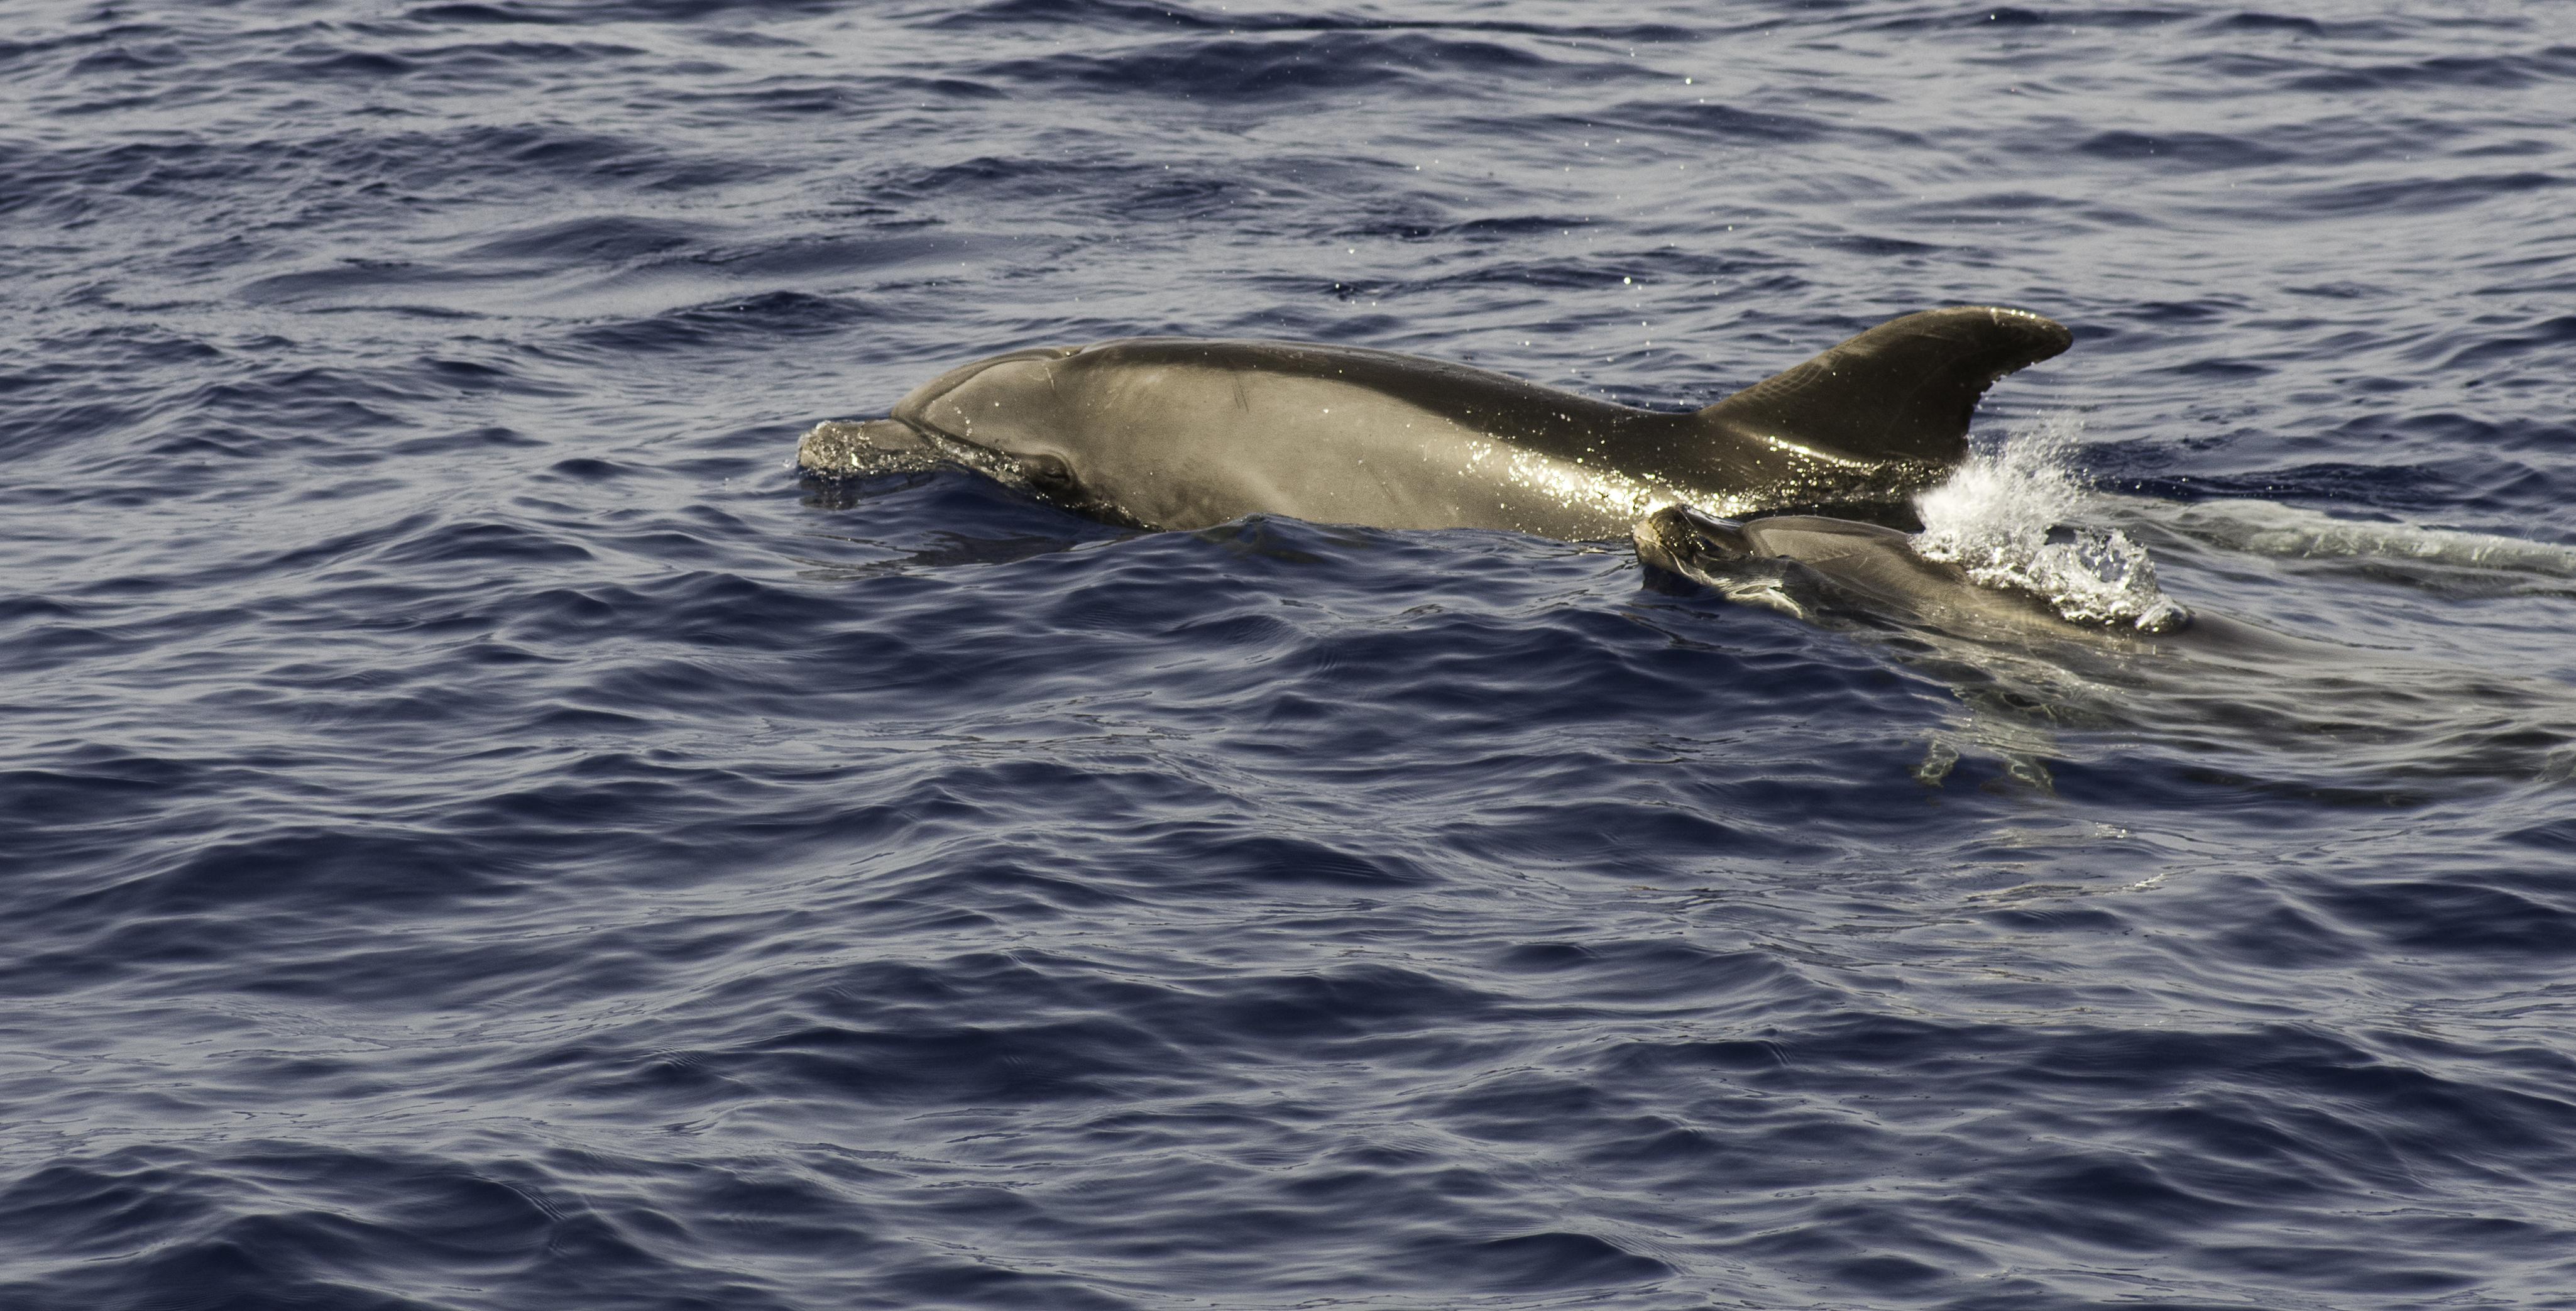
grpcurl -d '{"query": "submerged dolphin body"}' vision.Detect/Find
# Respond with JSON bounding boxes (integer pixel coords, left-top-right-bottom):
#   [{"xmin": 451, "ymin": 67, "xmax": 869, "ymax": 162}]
[
  {"xmin": 1635, "ymin": 506, "xmax": 2142, "ymax": 640},
  {"xmin": 1632, "ymin": 504, "xmax": 2323, "ymax": 659},
  {"xmin": 799, "ymin": 307, "xmax": 2071, "ymax": 540}
]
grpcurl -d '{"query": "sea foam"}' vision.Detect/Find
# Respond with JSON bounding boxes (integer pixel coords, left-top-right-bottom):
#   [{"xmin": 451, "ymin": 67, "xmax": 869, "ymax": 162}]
[{"xmin": 1912, "ymin": 415, "xmax": 2190, "ymax": 633}]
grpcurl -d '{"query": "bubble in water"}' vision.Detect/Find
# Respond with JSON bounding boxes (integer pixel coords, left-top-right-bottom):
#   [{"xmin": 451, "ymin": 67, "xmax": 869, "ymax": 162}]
[{"xmin": 1912, "ymin": 415, "xmax": 2190, "ymax": 632}]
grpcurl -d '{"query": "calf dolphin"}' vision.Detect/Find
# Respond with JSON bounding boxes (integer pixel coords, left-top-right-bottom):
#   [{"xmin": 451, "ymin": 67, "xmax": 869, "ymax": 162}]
[
  {"xmin": 1635, "ymin": 505, "xmax": 2163, "ymax": 640},
  {"xmin": 1630, "ymin": 504, "xmax": 2359, "ymax": 662},
  {"xmin": 799, "ymin": 307, "xmax": 2071, "ymax": 540}
]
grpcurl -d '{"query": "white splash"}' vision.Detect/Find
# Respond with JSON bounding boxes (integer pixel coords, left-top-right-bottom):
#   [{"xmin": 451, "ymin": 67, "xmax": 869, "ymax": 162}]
[{"xmin": 1912, "ymin": 414, "xmax": 2190, "ymax": 632}]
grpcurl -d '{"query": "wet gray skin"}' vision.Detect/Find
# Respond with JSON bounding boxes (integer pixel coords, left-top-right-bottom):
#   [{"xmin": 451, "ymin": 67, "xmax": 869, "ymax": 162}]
[{"xmin": 799, "ymin": 307, "xmax": 2071, "ymax": 539}]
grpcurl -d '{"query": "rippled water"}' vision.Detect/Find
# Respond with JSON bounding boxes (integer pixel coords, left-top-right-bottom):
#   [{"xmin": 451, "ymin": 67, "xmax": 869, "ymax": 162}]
[{"xmin": 6, "ymin": 2, "xmax": 2575, "ymax": 1307}]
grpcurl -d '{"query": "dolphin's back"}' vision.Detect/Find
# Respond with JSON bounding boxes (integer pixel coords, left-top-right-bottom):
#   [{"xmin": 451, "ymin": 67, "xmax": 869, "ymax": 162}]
[
  {"xmin": 894, "ymin": 336, "xmax": 1687, "ymax": 537},
  {"xmin": 1063, "ymin": 307, "xmax": 2074, "ymax": 521},
  {"xmin": 1055, "ymin": 339, "xmax": 1650, "ymax": 440},
  {"xmin": 835, "ymin": 307, "xmax": 2071, "ymax": 538}
]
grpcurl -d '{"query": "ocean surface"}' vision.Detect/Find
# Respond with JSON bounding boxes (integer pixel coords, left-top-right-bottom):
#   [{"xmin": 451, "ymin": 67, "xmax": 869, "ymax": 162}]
[{"xmin": 6, "ymin": 2, "xmax": 2575, "ymax": 1307}]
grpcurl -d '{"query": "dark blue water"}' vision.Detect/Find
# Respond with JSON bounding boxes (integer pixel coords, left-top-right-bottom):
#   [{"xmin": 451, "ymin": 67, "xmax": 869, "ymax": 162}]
[{"xmin": 6, "ymin": 3, "xmax": 2575, "ymax": 1307}]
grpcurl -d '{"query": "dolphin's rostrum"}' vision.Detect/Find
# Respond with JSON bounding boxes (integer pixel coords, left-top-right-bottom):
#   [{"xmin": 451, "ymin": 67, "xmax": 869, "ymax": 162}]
[{"xmin": 799, "ymin": 306, "xmax": 2071, "ymax": 540}]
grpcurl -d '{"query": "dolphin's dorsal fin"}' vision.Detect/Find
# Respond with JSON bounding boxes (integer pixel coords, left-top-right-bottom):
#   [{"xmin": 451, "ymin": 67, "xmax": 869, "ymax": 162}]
[{"xmin": 1699, "ymin": 307, "xmax": 2072, "ymax": 467}]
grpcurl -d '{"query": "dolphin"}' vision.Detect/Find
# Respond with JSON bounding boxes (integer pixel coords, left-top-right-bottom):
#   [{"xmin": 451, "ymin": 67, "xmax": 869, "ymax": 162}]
[
  {"xmin": 1629, "ymin": 503, "xmax": 2359, "ymax": 662},
  {"xmin": 1633, "ymin": 505, "xmax": 2146, "ymax": 638},
  {"xmin": 798, "ymin": 307, "xmax": 2071, "ymax": 540}
]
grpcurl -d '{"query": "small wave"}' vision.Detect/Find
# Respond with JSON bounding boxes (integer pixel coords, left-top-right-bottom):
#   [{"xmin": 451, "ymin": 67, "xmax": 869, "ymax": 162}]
[
  {"xmin": 928, "ymin": 0, "xmax": 1695, "ymax": 41},
  {"xmin": 2075, "ymin": 129, "xmax": 2297, "ymax": 168},
  {"xmin": 570, "ymin": 290, "xmax": 872, "ymax": 355},
  {"xmin": 978, "ymin": 31, "xmax": 1568, "ymax": 104},
  {"xmin": 1912, "ymin": 415, "xmax": 2190, "ymax": 632}
]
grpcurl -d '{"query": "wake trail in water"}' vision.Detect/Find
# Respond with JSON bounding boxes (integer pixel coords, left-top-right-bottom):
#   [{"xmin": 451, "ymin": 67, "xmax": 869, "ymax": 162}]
[{"xmin": 2134, "ymin": 495, "xmax": 2576, "ymax": 579}]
